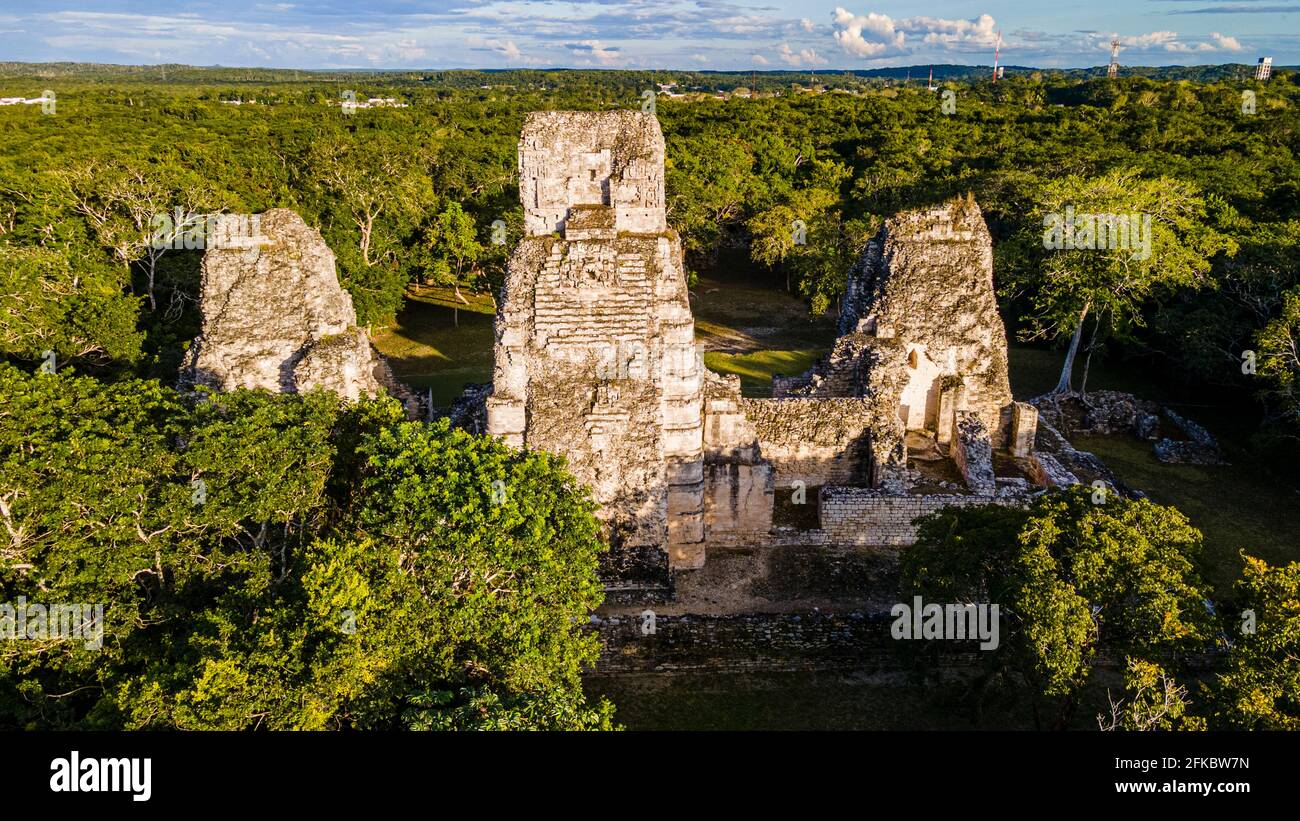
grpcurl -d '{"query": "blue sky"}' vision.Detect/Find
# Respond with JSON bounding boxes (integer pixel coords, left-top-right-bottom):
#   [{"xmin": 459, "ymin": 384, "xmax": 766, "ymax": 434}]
[{"xmin": 0, "ymin": 1, "xmax": 1296, "ymax": 69}]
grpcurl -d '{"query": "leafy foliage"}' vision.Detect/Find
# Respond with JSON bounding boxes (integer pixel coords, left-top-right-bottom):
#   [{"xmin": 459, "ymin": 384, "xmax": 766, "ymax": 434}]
[
  {"xmin": 1210, "ymin": 555, "xmax": 1300, "ymax": 730},
  {"xmin": 902, "ymin": 488, "xmax": 1211, "ymax": 727},
  {"xmin": 0, "ymin": 365, "xmax": 611, "ymax": 730}
]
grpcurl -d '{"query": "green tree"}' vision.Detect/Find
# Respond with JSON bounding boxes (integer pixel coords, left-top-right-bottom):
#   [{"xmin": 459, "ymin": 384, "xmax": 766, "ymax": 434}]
[
  {"xmin": 1098, "ymin": 658, "xmax": 1206, "ymax": 731},
  {"xmin": 903, "ymin": 488, "xmax": 1211, "ymax": 728},
  {"xmin": 420, "ymin": 201, "xmax": 483, "ymax": 305},
  {"xmin": 0, "ymin": 366, "xmax": 613, "ymax": 730},
  {"xmin": 1211, "ymin": 555, "xmax": 1300, "ymax": 730},
  {"xmin": 0, "ymin": 244, "xmax": 143, "ymax": 366},
  {"xmin": 1005, "ymin": 170, "xmax": 1237, "ymax": 394}
]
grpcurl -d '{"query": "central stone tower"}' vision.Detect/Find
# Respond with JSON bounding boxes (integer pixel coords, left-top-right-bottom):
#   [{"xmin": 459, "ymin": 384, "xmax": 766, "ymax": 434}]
[{"xmin": 486, "ymin": 111, "xmax": 706, "ymax": 585}]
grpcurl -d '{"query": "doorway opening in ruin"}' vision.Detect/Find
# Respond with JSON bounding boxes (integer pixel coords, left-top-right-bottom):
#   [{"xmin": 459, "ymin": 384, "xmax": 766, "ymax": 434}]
[{"xmin": 898, "ymin": 344, "xmax": 943, "ymax": 436}]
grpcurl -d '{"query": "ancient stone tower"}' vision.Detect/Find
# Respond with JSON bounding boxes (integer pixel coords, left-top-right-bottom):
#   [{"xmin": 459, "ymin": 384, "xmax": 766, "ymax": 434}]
[
  {"xmin": 184, "ymin": 209, "xmax": 416, "ymax": 413},
  {"xmin": 487, "ymin": 111, "xmax": 707, "ymax": 575},
  {"xmin": 776, "ymin": 198, "xmax": 1017, "ymax": 477}
]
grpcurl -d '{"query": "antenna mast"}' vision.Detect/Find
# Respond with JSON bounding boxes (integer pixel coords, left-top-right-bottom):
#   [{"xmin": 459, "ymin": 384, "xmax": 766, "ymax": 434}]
[{"xmin": 992, "ymin": 31, "xmax": 1002, "ymax": 82}]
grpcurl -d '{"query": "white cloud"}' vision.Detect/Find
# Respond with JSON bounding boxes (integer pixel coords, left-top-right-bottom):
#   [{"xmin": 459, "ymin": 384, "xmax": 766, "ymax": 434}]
[
  {"xmin": 832, "ymin": 7, "xmax": 905, "ymax": 57},
  {"xmin": 1211, "ymin": 32, "xmax": 1243, "ymax": 52},
  {"xmin": 904, "ymin": 14, "xmax": 999, "ymax": 49},
  {"xmin": 800, "ymin": 18, "xmax": 815, "ymax": 33},
  {"xmin": 468, "ymin": 37, "xmax": 527, "ymax": 62},
  {"xmin": 1110, "ymin": 29, "xmax": 1240, "ymax": 55},
  {"xmin": 566, "ymin": 39, "xmax": 622, "ymax": 66},
  {"xmin": 777, "ymin": 42, "xmax": 828, "ymax": 66},
  {"xmin": 831, "ymin": 8, "xmax": 1000, "ymax": 59},
  {"xmin": 1121, "ymin": 30, "xmax": 1179, "ymax": 49},
  {"xmin": 751, "ymin": 52, "xmax": 769, "ymax": 65}
]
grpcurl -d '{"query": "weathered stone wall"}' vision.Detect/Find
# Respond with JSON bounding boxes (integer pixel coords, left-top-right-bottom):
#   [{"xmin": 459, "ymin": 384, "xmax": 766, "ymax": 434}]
[
  {"xmin": 585, "ymin": 612, "xmax": 1215, "ymax": 676},
  {"xmin": 1010, "ymin": 401, "xmax": 1038, "ymax": 458},
  {"xmin": 488, "ymin": 112, "xmax": 705, "ymax": 576},
  {"xmin": 780, "ymin": 199, "xmax": 1014, "ymax": 452},
  {"xmin": 183, "ymin": 209, "xmax": 415, "ymax": 414},
  {"xmin": 818, "ymin": 486, "xmax": 1026, "ymax": 546},
  {"xmin": 519, "ymin": 110, "xmax": 667, "ymax": 237},
  {"xmin": 703, "ymin": 462, "xmax": 774, "ymax": 543},
  {"xmin": 952, "ymin": 414, "xmax": 996, "ymax": 494},
  {"xmin": 741, "ymin": 397, "xmax": 875, "ymax": 487},
  {"xmin": 587, "ymin": 611, "xmax": 989, "ymax": 675},
  {"xmin": 700, "ymin": 372, "xmax": 774, "ymax": 542}
]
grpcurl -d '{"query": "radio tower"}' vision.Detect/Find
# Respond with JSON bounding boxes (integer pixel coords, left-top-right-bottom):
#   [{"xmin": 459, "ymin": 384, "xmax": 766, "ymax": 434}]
[
  {"xmin": 992, "ymin": 31, "xmax": 1002, "ymax": 82},
  {"xmin": 1107, "ymin": 38, "xmax": 1121, "ymax": 78}
]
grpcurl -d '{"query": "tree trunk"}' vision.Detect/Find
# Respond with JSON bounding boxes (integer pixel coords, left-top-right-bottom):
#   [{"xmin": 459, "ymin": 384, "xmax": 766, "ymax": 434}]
[
  {"xmin": 1079, "ymin": 313, "xmax": 1103, "ymax": 396},
  {"xmin": 360, "ymin": 214, "xmax": 374, "ymax": 266},
  {"xmin": 1051, "ymin": 303, "xmax": 1091, "ymax": 395},
  {"xmin": 145, "ymin": 258, "xmax": 157, "ymax": 312}
]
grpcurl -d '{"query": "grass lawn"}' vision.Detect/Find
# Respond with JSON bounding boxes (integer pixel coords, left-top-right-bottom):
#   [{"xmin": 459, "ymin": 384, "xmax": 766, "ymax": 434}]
[
  {"xmin": 690, "ymin": 272, "xmax": 836, "ymax": 395},
  {"xmin": 371, "ymin": 275, "xmax": 840, "ymax": 403},
  {"xmin": 702, "ymin": 348, "xmax": 824, "ymax": 396},
  {"xmin": 1074, "ymin": 433, "xmax": 1300, "ymax": 597},
  {"xmin": 371, "ymin": 286, "xmax": 495, "ymax": 407}
]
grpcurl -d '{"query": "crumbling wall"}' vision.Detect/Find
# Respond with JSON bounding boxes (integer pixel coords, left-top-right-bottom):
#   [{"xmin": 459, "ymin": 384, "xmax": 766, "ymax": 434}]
[
  {"xmin": 183, "ymin": 209, "xmax": 415, "ymax": 413},
  {"xmin": 741, "ymin": 397, "xmax": 875, "ymax": 487},
  {"xmin": 700, "ymin": 372, "xmax": 773, "ymax": 542},
  {"xmin": 774, "ymin": 335, "xmax": 909, "ymax": 482},
  {"xmin": 779, "ymin": 200, "xmax": 1014, "ymax": 451},
  {"xmin": 951, "ymin": 414, "xmax": 996, "ymax": 495},
  {"xmin": 819, "ymin": 486, "xmax": 1027, "ymax": 546}
]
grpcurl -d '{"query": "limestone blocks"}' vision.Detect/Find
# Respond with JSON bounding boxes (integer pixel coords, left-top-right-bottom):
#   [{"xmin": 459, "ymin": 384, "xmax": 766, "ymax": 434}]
[
  {"xmin": 490, "ymin": 111, "xmax": 705, "ymax": 572},
  {"xmin": 183, "ymin": 209, "xmax": 415, "ymax": 413}
]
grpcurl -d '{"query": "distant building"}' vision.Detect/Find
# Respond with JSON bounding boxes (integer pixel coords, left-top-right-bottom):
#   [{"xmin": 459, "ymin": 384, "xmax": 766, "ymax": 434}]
[{"xmin": 1256, "ymin": 57, "xmax": 1273, "ymax": 81}]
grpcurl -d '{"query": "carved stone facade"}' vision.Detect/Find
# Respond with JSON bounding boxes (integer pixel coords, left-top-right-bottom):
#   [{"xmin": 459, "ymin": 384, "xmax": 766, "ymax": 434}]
[{"xmin": 488, "ymin": 112, "xmax": 706, "ymax": 576}]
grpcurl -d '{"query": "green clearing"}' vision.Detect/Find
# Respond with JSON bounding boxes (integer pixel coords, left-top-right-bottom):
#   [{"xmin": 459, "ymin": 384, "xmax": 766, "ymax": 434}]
[
  {"xmin": 701, "ymin": 348, "xmax": 824, "ymax": 396},
  {"xmin": 371, "ymin": 286, "xmax": 496, "ymax": 407},
  {"xmin": 1074, "ymin": 434, "xmax": 1300, "ymax": 597}
]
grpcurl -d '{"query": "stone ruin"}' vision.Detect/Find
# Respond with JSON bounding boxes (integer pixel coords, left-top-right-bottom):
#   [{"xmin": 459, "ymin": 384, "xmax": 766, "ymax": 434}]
[
  {"xmin": 487, "ymin": 111, "xmax": 707, "ymax": 585},
  {"xmin": 183, "ymin": 208, "xmax": 416, "ymax": 413},
  {"xmin": 774, "ymin": 198, "xmax": 1027, "ymax": 483},
  {"xmin": 475, "ymin": 111, "xmax": 1056, "ymax": 600}
]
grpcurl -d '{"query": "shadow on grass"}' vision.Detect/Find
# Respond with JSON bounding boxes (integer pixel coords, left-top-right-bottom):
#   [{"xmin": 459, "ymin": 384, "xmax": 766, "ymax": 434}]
[
  {"xmin": 1075, "ymin": 433, "xmax": 1300, "ymax": 597},
  {"xmin": 371, "ymin": 287, "xmax": 495, "ymax": 405}
]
